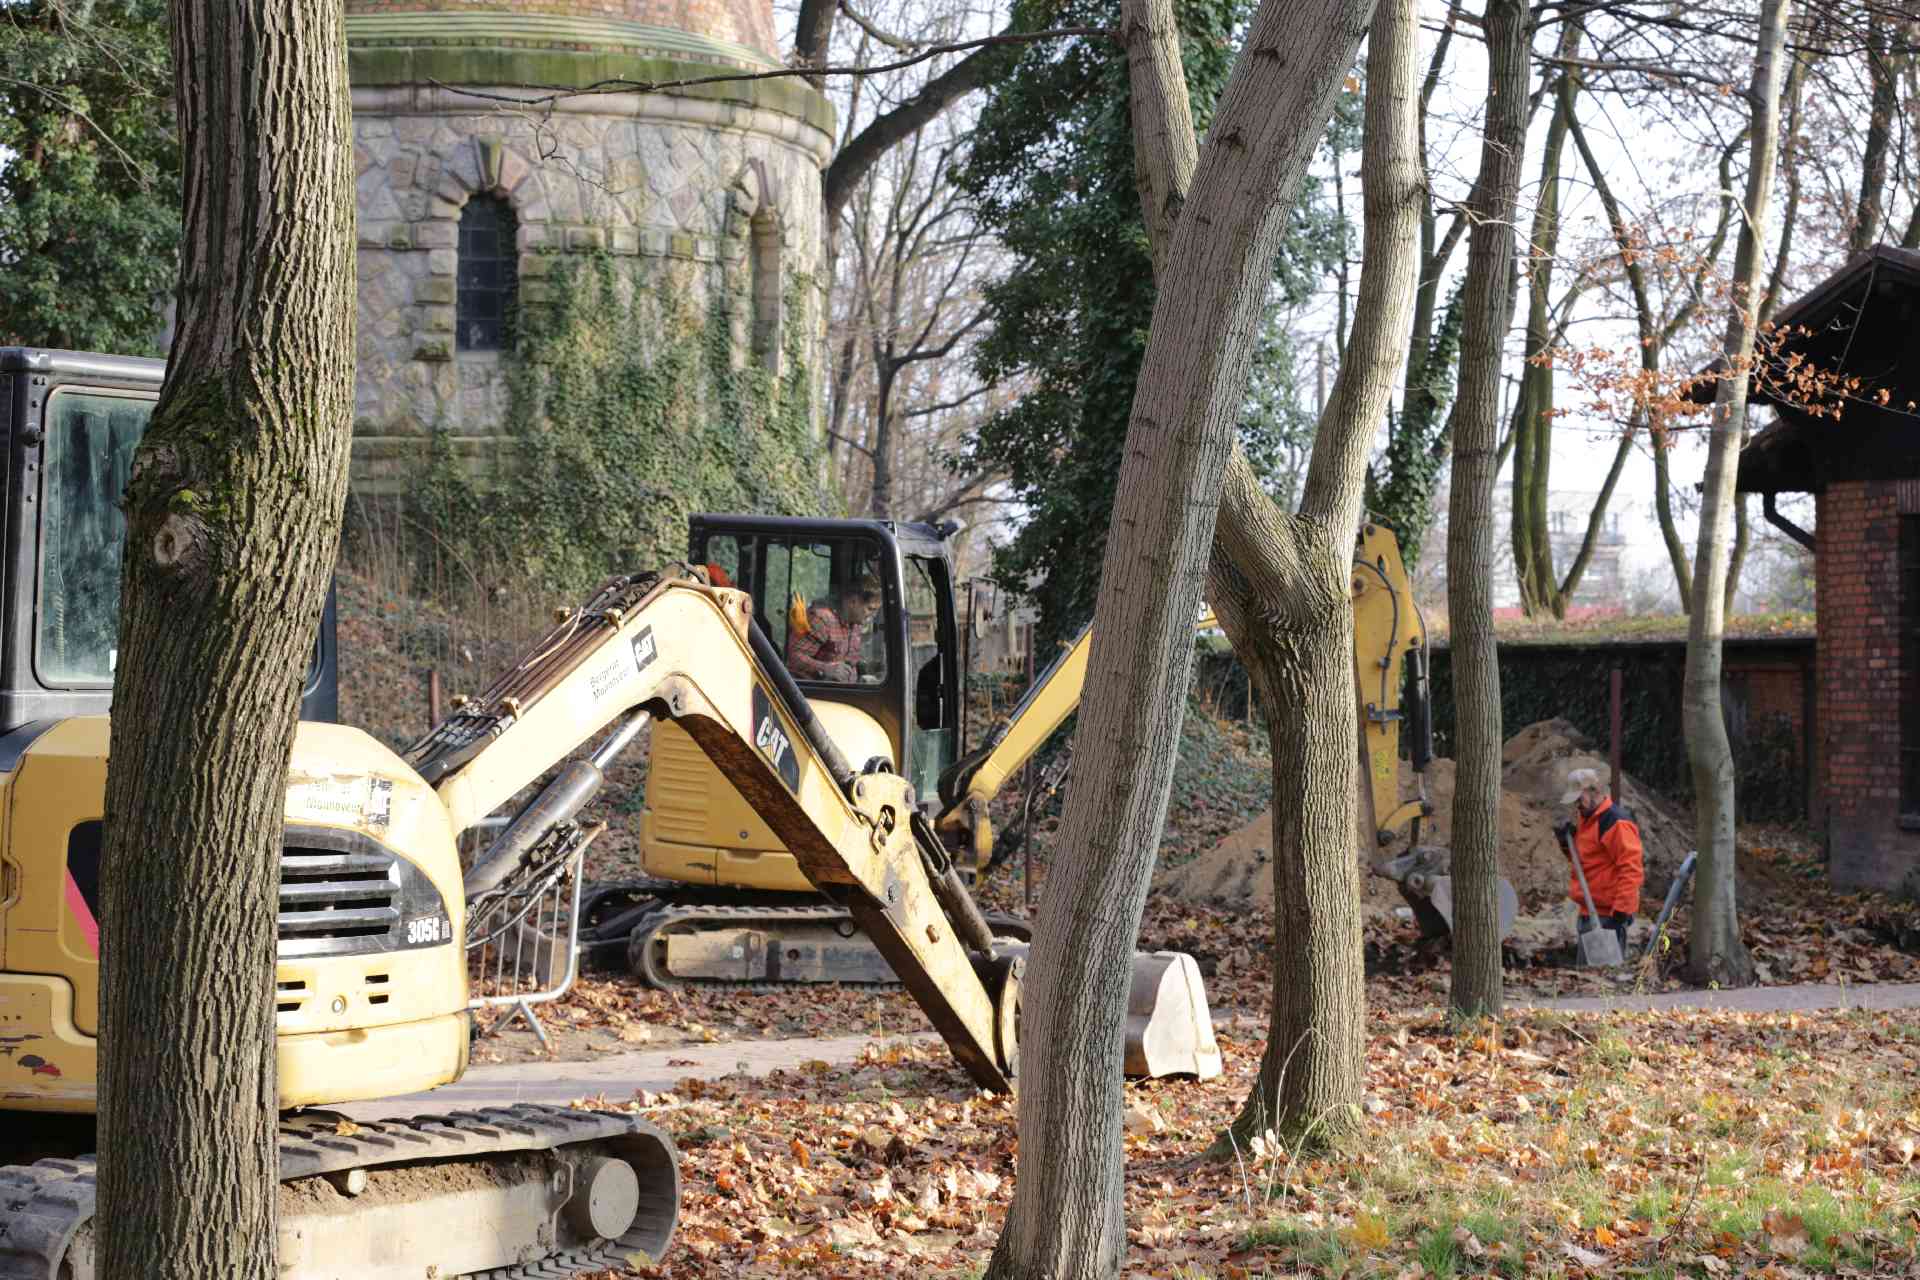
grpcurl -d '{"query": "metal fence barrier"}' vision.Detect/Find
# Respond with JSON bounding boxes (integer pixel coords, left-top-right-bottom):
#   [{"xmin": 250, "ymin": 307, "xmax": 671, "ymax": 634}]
[{"xmin": 463, "ymin": 819, "xmax": 599, "ymax": 1051}]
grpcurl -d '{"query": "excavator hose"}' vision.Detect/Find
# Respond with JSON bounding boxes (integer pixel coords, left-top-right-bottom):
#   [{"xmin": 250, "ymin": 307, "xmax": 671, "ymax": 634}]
[
  {"xmin": 464, "ymin": 758, "xmax": 604, "ymax": 900},
  {"xmin": 912, "ymin": 812, "xmax": 996, "ymax": 956}
]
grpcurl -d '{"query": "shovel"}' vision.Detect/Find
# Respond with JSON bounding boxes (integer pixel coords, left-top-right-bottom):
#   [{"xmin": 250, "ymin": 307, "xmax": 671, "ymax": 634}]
[{"xmin": 1555, "ymin": 825, "xmax": 1623, "ymax": 968}]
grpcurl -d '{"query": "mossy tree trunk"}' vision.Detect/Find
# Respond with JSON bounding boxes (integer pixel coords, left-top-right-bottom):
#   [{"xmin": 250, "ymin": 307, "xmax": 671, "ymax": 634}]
[
  {"xmin": 96, "ymin": 0, "xmax": 356, "ymax": 1275},
  {"xmin": 981, "ymin": 0, "xmax": 1394, "ymax": 1273},
  {"xmin": 1445, "ymin": 0, "xmax": 1531, "ymax": 1022}
]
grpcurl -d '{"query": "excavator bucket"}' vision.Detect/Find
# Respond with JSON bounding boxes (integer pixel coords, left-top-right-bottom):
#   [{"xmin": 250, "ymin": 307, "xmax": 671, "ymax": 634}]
[
  {"xmin": 997, "ymin": 945, "xmax": 1222, "ymax": 1080},
  {"xmin": 1123, "ymin": 951, "xmax": 1223, "ymax": 1080},
  {"xmin": 1424, "ymin": 875, "xmax": 1518, "ymax": 941},
  {"xmin": 1371, "ymin": 846, "xmax": 1518, "ymax": 942}
]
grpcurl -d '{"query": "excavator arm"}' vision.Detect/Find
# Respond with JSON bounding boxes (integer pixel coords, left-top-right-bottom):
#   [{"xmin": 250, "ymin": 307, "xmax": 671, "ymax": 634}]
[
  {"xmin": 937, "ymin": 521, "xmax": 1437, "ymax": 861},
  {"xmin": 409, "ymin": 568, "xmax": 1024, "ymax": 1090}
]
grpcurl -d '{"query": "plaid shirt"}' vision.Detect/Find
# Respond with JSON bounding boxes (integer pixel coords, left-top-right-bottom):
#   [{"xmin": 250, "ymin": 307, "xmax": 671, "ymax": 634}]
[{"xmin": 788, "ymin": 603, "xmax": 866, "ymax": 680}]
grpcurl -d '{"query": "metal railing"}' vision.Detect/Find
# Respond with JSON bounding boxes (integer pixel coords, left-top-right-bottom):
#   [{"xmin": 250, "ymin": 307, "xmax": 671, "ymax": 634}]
[{"xmin": 463, "ymin": 818, "xmax": 598, "ymax": 1051}]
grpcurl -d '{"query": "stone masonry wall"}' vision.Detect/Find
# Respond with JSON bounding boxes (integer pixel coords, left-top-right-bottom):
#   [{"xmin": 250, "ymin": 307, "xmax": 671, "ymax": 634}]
[
  {"xmin": 349, "ymin": 90, "xmax": 828, "ymax": 491},
  {"xmin": 347, "ymin": 0, "xmax": 779, "ymax": 63},
  {"xmin": 1815, "ymin": 479, "xmax": 1920, "ymax": 893}
]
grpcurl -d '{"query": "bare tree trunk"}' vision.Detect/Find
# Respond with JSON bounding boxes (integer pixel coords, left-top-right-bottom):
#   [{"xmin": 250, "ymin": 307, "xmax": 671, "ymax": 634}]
[
  {"xmin": 1654, "ymin": 443, "xmax": 1695, "ymax": 608},
  {"xmin": 1852, "ymin": 12, "xmax": 1895, "ymax": 253},
  {"xmin": 1509, "ymin": 30, "xmax": 1576, "ymax": 619},
  {"xmin": 1219, "ymin": 0, "xmax": 1418, "ymax": 1148},
  {"xmin": 1122, "ymin": 0, "xmax": 1420, "ymax": 1154},
  {"xmin": 96, "ymin": 1, "xmax": 356, "ymax": 1275},
  {"xmin": 983, "ymin": 1, "xmax": 1382, "ymax": 1273},
  {"xmin": 1685, "ymin": 0, "xmax": 1787, "ymax": 989},
  {"xmin": 1446, "ymin": 0, "xmax": 1531, "ymax": 1021}
]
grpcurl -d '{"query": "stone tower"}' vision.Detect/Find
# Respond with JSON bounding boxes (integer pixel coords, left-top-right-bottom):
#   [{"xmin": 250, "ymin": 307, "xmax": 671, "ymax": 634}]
[{"xmin": 345, "ymin": 0, "xmax": 834, "ymax": 490}]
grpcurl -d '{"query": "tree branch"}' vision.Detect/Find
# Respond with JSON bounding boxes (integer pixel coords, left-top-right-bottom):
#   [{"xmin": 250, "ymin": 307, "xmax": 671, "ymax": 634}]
[
  {"xmin": 825, "ymin": 28, "xmax": 1111, "ymax": 221},
  {"xmin": 838, "ymin": 0, "xmax": 921, "ymax": 52}
]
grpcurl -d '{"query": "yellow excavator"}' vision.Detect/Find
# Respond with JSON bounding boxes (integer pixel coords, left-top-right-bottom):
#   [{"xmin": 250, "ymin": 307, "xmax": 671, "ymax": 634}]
[
  {"xmin": 579, "ymin": 515, "xmax": 1507, "ymax": 993},
  {"xmin": 1, "ymin": 351, "xmax": 1222, "ymax": 1274},
  {"xmin": 0, "ymin": 349, "xmax": 681, "ymax": 1278}
]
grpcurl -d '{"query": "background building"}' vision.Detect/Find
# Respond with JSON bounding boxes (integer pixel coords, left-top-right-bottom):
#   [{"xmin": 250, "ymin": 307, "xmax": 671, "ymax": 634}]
[{"xmin": 343, "ymin": 0, "xmax": 835, "ymax": 490}]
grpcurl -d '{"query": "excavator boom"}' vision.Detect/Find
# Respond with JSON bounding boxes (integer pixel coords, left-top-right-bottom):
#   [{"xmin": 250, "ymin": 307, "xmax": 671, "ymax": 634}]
[
  {"xmin": 413, "ymin": 569, "xmax": 1032, "ymax": 1090},
  {"xmin": 937, "ymin": 523, "xmax": 1438, "ymax": 860}
]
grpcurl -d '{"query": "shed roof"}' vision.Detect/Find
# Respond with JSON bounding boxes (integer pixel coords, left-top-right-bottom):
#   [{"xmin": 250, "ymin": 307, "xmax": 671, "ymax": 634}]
[{"xmin": 1729, "ymin": 245, "xmax": 1920, "ymax": 495}]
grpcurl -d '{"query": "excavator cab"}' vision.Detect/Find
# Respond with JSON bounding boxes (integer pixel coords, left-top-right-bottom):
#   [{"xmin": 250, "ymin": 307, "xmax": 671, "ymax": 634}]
[{"xmin": 638, "ymin": 516, "xmax": 960, "ymax": 893}]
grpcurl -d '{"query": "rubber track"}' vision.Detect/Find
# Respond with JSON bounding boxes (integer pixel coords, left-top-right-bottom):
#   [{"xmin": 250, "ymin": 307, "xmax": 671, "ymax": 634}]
[
  {"xmin": 626, "ymin": 898, "xmax": 1034, "ymax": 994},
  {"xmin": 629, "ymin": 901, "xmax": 898, "ymax": 993},
  {"xmin": 0, "ymin": 1104, "xmax": 677, "ymax": 1279}
]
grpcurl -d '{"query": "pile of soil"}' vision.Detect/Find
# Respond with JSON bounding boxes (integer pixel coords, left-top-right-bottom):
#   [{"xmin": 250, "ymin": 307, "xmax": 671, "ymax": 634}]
[{"xmin": 1156, "ymin": 718, "xmax": 1696, "ymax": 923}]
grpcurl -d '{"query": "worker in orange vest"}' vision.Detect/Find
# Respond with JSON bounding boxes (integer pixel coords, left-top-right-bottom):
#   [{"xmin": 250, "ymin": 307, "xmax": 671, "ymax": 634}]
[{"xmin": 1557, "ymin": 766, "xmax": 1644, "ymax": 954}]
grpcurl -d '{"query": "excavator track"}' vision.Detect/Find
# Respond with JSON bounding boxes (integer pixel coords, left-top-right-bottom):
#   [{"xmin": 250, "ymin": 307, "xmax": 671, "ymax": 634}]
[
  {"xmin": 0, "ymin": 1105, "xmax": 678, "ymax": 1279},
  {"xmin": 589, "ymin": 881, "xmax": 1031, "ymax": 994},
  {"xmin": 627, "ymin": 901, "xmax": 897, "ymax": 992}
]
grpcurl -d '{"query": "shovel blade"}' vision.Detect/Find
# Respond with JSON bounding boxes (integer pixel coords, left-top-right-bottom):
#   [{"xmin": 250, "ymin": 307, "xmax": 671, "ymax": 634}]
[
  {"xmin": 1123, "ymin": 951, "xmax": 1223, "ymax": 1080},
  {"xmin": 1576, "ymin": 929, "xmax": 1624, "ymax": 968}
]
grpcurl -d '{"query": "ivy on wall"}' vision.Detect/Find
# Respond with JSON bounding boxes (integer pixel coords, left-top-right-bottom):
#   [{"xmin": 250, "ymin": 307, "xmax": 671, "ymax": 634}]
[{"xmin": 411, "ymin": 251, "xmax": 832, "ymax": 593}]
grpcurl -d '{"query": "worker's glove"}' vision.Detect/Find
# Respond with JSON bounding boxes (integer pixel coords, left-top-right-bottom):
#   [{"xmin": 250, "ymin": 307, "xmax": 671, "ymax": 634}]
[
  {"xmin": 826, "ymin": 662, "xmax": 856, "ymax": 682},
  {"xmin": 1608, "ymin": 912, "xmax": 1632, "ymax": 949}
]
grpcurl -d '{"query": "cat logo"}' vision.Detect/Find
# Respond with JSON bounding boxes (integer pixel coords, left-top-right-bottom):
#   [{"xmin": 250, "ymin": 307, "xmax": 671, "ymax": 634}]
[
  {"xmin": 751, "ymin": 686, "xmax": 801, "ymax": 791},
  {"xmin": 631, "ymin": 626, "xmax": 658, "ymax": 674}
]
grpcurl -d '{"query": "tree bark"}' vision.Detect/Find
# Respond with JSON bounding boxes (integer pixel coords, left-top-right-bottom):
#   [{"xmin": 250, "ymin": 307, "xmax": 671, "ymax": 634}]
[
  {"xmin": 1446, "ymin": 0, "xmax": 1531, "ymax": 1022},
  {"xmin": 982, "ymin": 1, "xmax": 1383, "ymax": 1273},
  {"xmin": 1851, "ymin": 12, "xmax": 1895, "ymax": 254},
  {"xmin": 1215, "ymin": 0, "xmax": 1419, "ymax": 1150},
  {"xmin": 1119, "ymin": 0, "xmax": 1420, "ymax": 1154},
  {"xmin": 95, "ymin": 3, "xmax": 356, "ymax": 1277},
  {"xmin": 1684, "ymin": 0, "xmax": 1787, "ymax": 990},
  {"xmin": 1508, "ymin": 54, "xmax": 1572, "ymax": 618}
]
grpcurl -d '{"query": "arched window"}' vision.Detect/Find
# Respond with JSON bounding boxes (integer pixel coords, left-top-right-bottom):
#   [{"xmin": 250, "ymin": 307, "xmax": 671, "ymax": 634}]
[
  {"xmin": 457, "ymin": 196, "xmax": 518, "ymax": 352},
  {"xmin": 749, "ymin": 208, "xmax": 782, "ymax": 373}
]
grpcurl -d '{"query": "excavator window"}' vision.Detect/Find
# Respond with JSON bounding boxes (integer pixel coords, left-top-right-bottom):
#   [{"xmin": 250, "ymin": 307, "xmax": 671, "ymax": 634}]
[
  {"xmin": 702, "ymin": 530, "xmax": 889, "ymax": 686},
  {"xmin": 904, "ymin": 554, "xmax": 956, "ymax": 801},
  {"xmin": 36, "ymin": 391, "xmax": 147, "ymax": 685}
]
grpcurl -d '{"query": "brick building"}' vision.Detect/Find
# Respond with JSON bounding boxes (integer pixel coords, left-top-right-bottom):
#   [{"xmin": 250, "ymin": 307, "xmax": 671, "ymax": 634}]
[{"xmin": 1736, "ymin": 244, "xmax": 1920, "ymax": 894}]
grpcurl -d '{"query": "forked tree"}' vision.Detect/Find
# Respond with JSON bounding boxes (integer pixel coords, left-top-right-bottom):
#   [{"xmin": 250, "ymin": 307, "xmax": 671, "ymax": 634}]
[
  {"xmin": 1685, "ymin": 0, "xmax": 1791, "ymax": 988},
  {"xmin": 982, "ymin": 0, "xmax": 1419, "ymax": 1272}
]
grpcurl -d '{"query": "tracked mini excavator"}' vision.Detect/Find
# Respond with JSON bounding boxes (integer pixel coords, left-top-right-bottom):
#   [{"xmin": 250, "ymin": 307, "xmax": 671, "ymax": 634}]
[
  {"xmin": 578, "ymin": 515, "xmax": 1510, "ymax": 1001},
  {"xmin": 0, "ymin": 350, "xmax": 684, "ymax": 1278}
]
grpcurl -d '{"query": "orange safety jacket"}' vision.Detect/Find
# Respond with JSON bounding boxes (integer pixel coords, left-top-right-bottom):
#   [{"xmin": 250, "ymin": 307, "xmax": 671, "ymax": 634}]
[{"xmin": 1567, "ymin": 795, "xmax": 1644, "ymax": 918}]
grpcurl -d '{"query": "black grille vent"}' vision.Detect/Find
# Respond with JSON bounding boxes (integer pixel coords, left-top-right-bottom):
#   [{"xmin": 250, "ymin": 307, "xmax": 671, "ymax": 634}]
[
  {"xmin": 278, "ymin": 847, "xmax": 399, "ymax": 945},
  {"xmin": 276, "ymin": 826, "xmax": 449, "ymax": 960}
]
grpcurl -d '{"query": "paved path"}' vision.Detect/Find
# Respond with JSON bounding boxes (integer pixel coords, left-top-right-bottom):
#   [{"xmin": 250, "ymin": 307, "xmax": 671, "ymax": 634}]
[
  {"xmin": 339, "ymin": 1032, "xmax": 938, "ymax": 1121},
  {"xmin": 340, "ymin": 981, "xmax": 1920, "ymax": 1119},
  {"xmin": 1521, "ymin": 979, "xmax": 1920, "ymax": 1016}
]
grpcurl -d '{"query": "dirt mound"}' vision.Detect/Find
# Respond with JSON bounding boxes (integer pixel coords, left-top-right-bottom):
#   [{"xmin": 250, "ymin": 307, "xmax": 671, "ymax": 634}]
[{"xmin": 1156, "ymin": 718, "xmax": 1695, "ymax": 916}]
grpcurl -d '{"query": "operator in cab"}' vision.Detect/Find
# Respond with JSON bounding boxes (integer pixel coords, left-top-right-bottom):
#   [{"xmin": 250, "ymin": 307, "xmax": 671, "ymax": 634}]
[{"xmin": 788, "ymin": 572, "xmax": 881, "ymax": 682}]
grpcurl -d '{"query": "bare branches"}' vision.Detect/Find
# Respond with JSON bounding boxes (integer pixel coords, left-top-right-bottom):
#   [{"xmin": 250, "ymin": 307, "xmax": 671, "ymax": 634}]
[{"xmin": 838, "ymin": 0, "xmax": 921, "ymax": 53}]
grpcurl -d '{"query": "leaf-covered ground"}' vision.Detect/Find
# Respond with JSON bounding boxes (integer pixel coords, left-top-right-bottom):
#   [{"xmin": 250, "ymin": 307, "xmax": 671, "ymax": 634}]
[
  {"xmin": 468, "ymin": 823, "xmax": 1920, "ymax": 1067},
  {"xmin": 574, "ymin": 1003, "xmax": 1920, "ymax": 1279}
]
